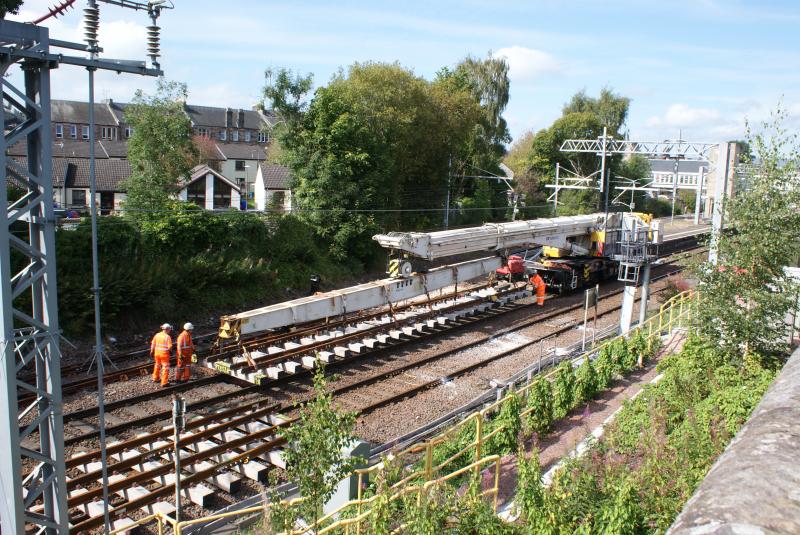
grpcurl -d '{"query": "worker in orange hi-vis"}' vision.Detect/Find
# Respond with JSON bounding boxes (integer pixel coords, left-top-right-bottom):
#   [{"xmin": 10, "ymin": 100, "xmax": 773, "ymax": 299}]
[
  {"xmin": 530, "ymin": 270, "xmax": 546, "ymax": 307},
  {"xmin": 150, "ymin": 323, "xmax": 173, "ymax": 387},
  {"xmin": 175, "ymin": 322, "xmax": 195, "ymax": 383}
]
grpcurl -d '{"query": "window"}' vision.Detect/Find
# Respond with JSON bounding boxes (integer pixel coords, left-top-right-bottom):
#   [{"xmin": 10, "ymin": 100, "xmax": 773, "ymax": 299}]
[
  {"xmin": 101, "ymin": 126, "xmax": 115, "ymax": 140},
  {"xmin": 244, "ymin": 130, "xmax": 251, "ymax": 142},
  {"xmin": 197, "ymin": 127, "xmax": 209, "ymax": 138},
  {"xmin": 70, "ymin": 125, "xmax": 77, "ymax": 139},
  {"xmin": 55, "ymin": 124, "xmax": 63, "ymax": 138},
  {"xmin": 258, "ymin": 131, "xmax": 270, "ymax": 143},
  {"xmin": 124, "ymin": 127, "xmax": 132, "ymax": 138},
  {"xmin": 186, "ymin": 180, "xmax": 206, "ymax": 207},
  {"xmin": 235, "ymin": 160, "xmax": 246, "ymax": 171},
  {"xmin": 82, "ymin": 126, "xmax": 90, "ymax": 140},
  {"xmin": 232, "ymin": 130, "xmax": 239, "ymax": 142},
  {"xmin": 71, "ymin": 189, "xmax": 87, "ymax": 207},
  {"xmin": 219, "ymin": 130, "xmax": 227, "ymax": 141},
  {"xmin": 213, "ymin": 177, "xmax": 232, "ymax": 209}
]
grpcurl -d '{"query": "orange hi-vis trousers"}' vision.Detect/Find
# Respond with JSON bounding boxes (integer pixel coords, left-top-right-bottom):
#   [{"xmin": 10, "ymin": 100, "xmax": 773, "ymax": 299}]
[
  {"xmin": 535, "ymin": 284, "xmax": 546, "ymax": 306},
  {"xmin": 176, "ymin": 355, "xmax": 191, "ymax": 382},
  {"xmin": 152, "ymin": 353, "xmax": 171, "ymax": 386}
]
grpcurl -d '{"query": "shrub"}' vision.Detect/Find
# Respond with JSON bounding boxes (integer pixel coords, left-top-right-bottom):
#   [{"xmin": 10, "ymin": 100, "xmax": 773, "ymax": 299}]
[
  {"xmin": 515, "ymin": 446, "xmax": 544, "ymax": 523},
  {"xmin": 553, "ymin": 361, "xmax": 576, "ymax": 419},
  {"xmin": 525, "ymin": 379, "xmax": 553, "ymax": 437},
  {"xmin": 594, "ymin": 350, "xmax": 614, "ymax": 390},
  {"xmin": 486, "ymin": 388, "xmax": 522, "ymax": 455},
  {"xmin": 574, "ymin": 357, "xmax": 598, "ymax": 404}
]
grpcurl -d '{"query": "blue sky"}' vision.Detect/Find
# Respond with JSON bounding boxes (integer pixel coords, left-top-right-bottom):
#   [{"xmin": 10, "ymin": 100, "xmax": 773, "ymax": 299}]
[{"xmin": 10, "ymin": 0, "xmax": 800, "ymax": 145}]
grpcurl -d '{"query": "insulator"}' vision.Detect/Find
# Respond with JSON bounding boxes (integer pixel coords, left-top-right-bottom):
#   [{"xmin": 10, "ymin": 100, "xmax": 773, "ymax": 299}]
[
  {"xmin": 83, "ymin": 3, "xmax": 99, "ymax": 50},
  {"xmin": 147, "ymin": 24, "xmax": 161, "ymax": 62}
]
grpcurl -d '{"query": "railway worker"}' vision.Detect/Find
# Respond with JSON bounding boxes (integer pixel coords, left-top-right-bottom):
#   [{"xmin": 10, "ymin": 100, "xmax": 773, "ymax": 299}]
[
  {"xmin": 176, "ymin": 322, "xmax": 195, "ymax": 383},
  {"xmin": 530, "ymin": 270, "xmax": 546, "ymax": 307},
  {"xmin": 150, "ymin": 323, "xmax": 173, "ymax": 387}
]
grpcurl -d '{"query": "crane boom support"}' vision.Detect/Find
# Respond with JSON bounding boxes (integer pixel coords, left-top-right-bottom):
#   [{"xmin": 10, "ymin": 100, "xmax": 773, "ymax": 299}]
[{"xmin": 373, "ymin": 213, "xmax": 606, "ymax": 261}]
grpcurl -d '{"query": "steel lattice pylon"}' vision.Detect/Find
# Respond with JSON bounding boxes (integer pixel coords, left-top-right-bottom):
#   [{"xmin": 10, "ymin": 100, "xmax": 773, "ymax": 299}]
[{"xmin": 0, "ymin": 23, "xmax": 68, "ymax": 535}]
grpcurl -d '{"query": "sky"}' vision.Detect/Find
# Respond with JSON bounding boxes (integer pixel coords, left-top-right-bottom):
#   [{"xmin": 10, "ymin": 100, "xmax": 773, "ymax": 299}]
[{"xmin": 8, "ymin": 0, "xmax": 800, "ymax": 146}]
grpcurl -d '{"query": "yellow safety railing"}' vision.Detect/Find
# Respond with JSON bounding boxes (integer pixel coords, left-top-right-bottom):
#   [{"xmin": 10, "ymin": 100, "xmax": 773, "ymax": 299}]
[{"xmin": 114, "ymin": 290, "xmax": 697, "ymax": 535}]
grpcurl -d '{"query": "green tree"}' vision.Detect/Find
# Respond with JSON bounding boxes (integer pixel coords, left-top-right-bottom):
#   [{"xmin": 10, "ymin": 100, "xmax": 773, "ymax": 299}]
[
  {"xmin": 123, "ymin": 80, "xmax": 196, "ymax": 221},
  {"xmin": 696, "ymin": 108, "xmax": 800, "ymax": 360},
  {"xmin": 562, "ymin": 87, "xmax": 631, "ymax": 135},
  {"xmin": 265, "ymin": 62, "xmax": 482, "ymax": 262},
  {"xmin": 519, "ymin": 88, "xmax": 633, "ymax": 215},
  {"xmin": 279, "ymin": 366, "xmax": 361, "ymax": 531},
  {"xmin": 0, "ymin": 0, "xmax": 23, "ymax": 18}
]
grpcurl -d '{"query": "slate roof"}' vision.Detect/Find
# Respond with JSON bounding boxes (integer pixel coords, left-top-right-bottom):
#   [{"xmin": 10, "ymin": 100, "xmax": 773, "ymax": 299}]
[
  {"xmin": 11, "ymin": 156, "xmax": 131, "ymax": 192},
  {"xmin": 259, "ymin": 162, "xmax": 291, "ymax": 189},
  {"xmin": 184, "ymin": 105, "xmax": 267, "ymax": 130},
  {"xmin": 52, "ymin": 100, "xmax": 118, "ymax": 125},
  {"xmin": 215, "ymin": 143, "xmax": 267, "ymax": 160},
  {"xmin": 649, "ymin": 159, "xmax": 708, "ymax": 174}
]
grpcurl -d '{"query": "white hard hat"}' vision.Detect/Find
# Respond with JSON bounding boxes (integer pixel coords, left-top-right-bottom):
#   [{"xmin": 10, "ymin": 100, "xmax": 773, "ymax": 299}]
[
  {"xmin": 161, "ymin": 323, "xmax": 172, "ymax": 330},
  {"xmin": 184, "ymin": 322, "xmax": 194, "ymax": 331}
]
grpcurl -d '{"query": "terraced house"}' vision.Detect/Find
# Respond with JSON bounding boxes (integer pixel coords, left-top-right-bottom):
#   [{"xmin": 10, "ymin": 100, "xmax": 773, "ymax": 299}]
[{"xmin": 5, "ymin": 99, "xmax": 292, "ymax": 213}]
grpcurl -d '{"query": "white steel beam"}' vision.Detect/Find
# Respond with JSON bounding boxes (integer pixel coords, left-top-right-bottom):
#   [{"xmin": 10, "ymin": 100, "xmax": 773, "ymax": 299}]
[
  {"xmin": 560, "ymin": 139, "xmax": 717, "ymax": 159},
  {"xmin": 373, "ymin": 213, "xmax": 605, "ymax": 261},
  {"xmin": 220, "ymin": 257, "xmax": 504, "ymax": 336}
]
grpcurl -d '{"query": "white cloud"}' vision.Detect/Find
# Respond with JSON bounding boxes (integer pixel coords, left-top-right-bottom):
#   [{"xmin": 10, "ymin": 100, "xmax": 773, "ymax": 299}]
[
  {"xmin": 492, "ymin": 46, "xmax": 561, "ymax": 82},
  {"xmin": 663, "ymin": 103, "xmax": 721, "ymax": 127}
]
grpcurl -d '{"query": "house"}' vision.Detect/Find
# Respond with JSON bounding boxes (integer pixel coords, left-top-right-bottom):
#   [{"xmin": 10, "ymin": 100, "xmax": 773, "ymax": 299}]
[
  {"xmin": 254, "ymin": 162, "xmax": 292, "ymax": 212},
  {"xmin": 178, "ymin": 164, "xmax": 241, "ymax": 210},
  {"xmin": 8, "ymin": 153, "xmax": 130, "ymax": 214},
  {"xmin": 5, "ymin": 99, "xmax": 289, "ymax": 213}
]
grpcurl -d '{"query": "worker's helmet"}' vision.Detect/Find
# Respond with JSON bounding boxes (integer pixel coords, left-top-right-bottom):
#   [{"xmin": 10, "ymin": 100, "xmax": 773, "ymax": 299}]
[
  {"xmin": 161, "ymin": 323, "xmax": 172, "ymax": 331},
  {"xmin": 530, "ymin": 269, "xmax": 538, "ymax": 275},
  {"xmin": 184, "ymin": 322, "xmax": 194, "ymax": 331}
]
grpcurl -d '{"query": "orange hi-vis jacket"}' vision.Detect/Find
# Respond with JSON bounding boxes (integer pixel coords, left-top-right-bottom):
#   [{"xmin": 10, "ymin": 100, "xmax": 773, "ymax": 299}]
[
  {"xmin": 177, "ymin": 330, "xmax": 194, "ymax": 358},
  {"xmin": 151, "ymin": 331, "xmax": 172, "ymax": 358},
  {"xmin": 530, "ymin": 274, "xmax": 546, "ymax": 292}
]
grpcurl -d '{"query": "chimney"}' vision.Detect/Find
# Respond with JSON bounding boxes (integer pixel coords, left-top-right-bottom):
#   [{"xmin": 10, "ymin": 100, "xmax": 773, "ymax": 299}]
[
  {"xmin": 237, "ymin": 109, "xmax": 245, "ymax": 128},
  {"xmin": 225, "ymin": 108, "xmax": 233, "ymax": 128}
]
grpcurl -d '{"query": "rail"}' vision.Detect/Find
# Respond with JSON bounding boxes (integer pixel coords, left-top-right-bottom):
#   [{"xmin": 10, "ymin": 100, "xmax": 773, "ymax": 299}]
[{"xmin": 164, "ymin": 290, "xmax": 696, "ymax": 534}]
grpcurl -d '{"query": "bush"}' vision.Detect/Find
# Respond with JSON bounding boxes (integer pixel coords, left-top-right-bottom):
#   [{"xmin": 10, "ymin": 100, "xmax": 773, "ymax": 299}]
[
  {"xmin": 486, "ymin": 388, "xmax": 522, "ymax": 456},
  {"xmin": 594, "ymin": 350, "xmax": 614, "ymax": 390},
  {"xmin": 553, "ymin": 360, "xmax": 576, "ymax": 419},
  {"xmin": 55, "ymin": 207, "xmax": 357, "ymax": 336},
  {"xmin": 526, "ymin": 379, "xmax": 553, "ymax": 437},
  {"xmin": 574, "ymin": 357, "xmax": 598, "ymax": 404}
]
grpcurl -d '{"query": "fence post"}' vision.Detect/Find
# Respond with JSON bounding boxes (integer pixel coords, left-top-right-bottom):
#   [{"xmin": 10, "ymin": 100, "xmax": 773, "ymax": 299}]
[
  {"xmin": 425, "ymin": 442, "xmax": 433, "ymax": 481},
  {"xmin": 475, "ymin": 413, "xmax": 483, "ymax": 465}
]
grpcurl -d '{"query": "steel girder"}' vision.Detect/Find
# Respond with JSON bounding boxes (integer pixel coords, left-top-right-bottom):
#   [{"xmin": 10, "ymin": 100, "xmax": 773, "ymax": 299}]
[
  {"xmin": 560, "ymin": 138, "xmax": 717, "ymax": 159},
  {"xmin": 0, "ymin": 23, "xmax": 68, "ymax": 535}
]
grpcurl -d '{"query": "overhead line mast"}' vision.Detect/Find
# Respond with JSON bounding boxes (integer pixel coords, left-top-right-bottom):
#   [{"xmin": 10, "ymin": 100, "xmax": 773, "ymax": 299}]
[{"xmin": 0, "ymin": 2, "xmax": 170, "ymax": 532}]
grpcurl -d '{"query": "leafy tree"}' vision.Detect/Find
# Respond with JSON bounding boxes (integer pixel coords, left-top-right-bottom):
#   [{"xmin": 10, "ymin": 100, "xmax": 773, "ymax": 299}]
[
  {"xmin": 526, "ymin": 378, "xmax": 554, "ymax": 438},
  {"xmin": 123, "ymin": 80, "xmax": 196, "ymax": 221},
  {"xmin": 696, "ymin": 107, "xmax": 800, "ymax": 361},
  {"xmin": 562, "ymin": 87, "xmax": 631, "ymax": 135},
  {"xmin": 263, "ymin": 67, "xmax": 313, "ymax": 125},
  {"xmin": 519, "ymin": 88, "xmax": 633, "ymax": 215},
  {"xmin": 265, "ymin": 62, "xmax": 481, "ymax": 262},
  {"xmin": 594, "ymin": 350, "xmax": 614, "ymax": 390},
  {"xmin": 278, "ymin": 366, "xmax": 361, "ymax": 531},
  {"xmin": 553, "ymin": 360, "xmax": 576, "ymax": 419},
  {"xmin": 0, "ymin": 0, "xmax": 23, "ymax": 18}
]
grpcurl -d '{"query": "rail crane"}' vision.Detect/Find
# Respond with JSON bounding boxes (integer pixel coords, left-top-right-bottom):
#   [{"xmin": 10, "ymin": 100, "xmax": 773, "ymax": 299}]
[
  {"xmin": 218, "ymin": 212, "xmax": 658, "ymax": 340},
  {"xmin": 374, "ymin": 212, "xmax": 659, "ymax": 293}
]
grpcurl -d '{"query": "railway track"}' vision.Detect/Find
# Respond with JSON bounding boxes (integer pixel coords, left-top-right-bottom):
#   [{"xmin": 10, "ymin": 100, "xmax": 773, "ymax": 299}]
[{"xmin": 59, "ymin": 249, "xmax": 698, "ymax": 531}]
